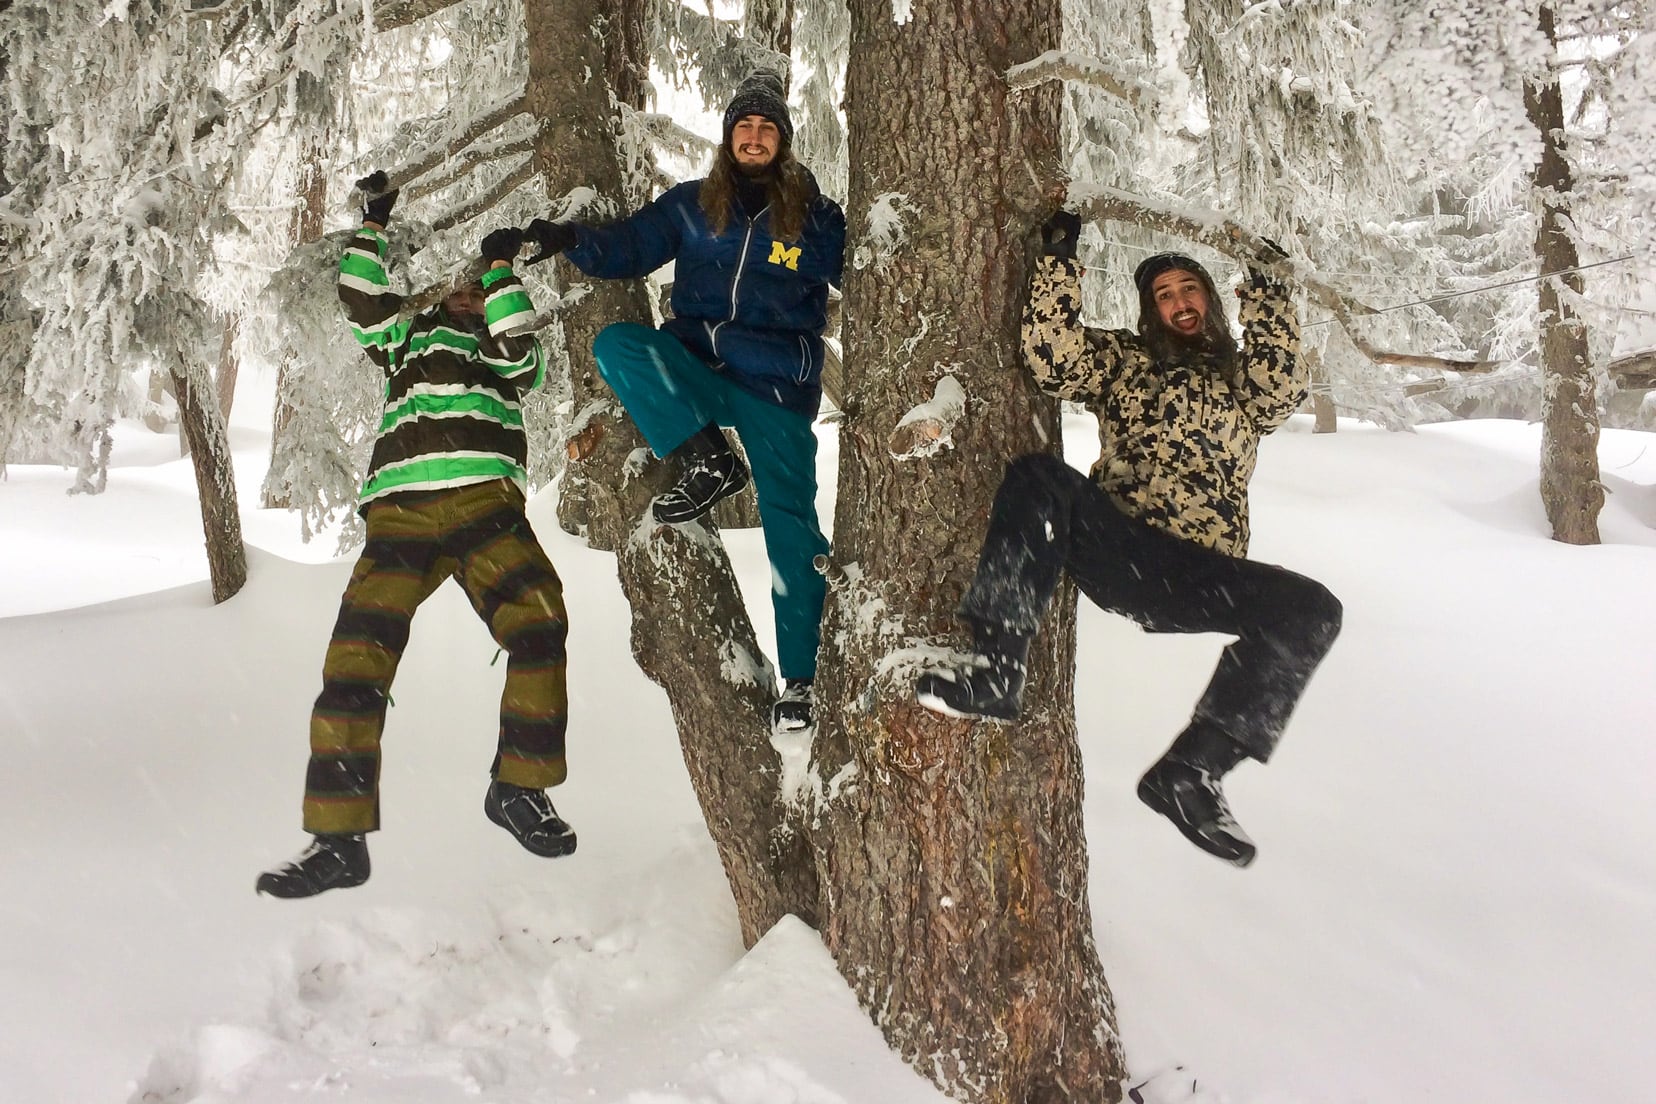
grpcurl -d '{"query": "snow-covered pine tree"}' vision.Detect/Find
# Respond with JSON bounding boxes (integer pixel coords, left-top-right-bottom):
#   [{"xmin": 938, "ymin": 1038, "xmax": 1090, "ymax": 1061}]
[
  {"xmin": 1366, "ymin": 0, "xmax": 1656, "ymax": 543},
  {"xmin": 2, "ymin": 0, "xmax": 249, "ymax": 598}
]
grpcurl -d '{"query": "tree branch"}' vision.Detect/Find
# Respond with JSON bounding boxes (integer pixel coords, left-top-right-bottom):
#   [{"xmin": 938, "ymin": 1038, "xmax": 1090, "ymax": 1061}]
[
  {"xmin": 368, "ymin": 0, "xmax": 471, "ymax": 31},
  {"xmin": 404, "ymin": 137, "xmax": 537, "ymax": 203},
  {"xmin": 427, "ymin": 157, "xmax": 537, "ymax": 235},
  {"xmin": 1609, "ymin": 348, "xmax": 1656, "ymax": 388},
  {"xmin": 1072, "ymin": 186, "xmax": 1495, "ymax": 374},
  {"xmin": 367, "ymin": 97, "xmax": 533, "ymax": 192},
  {"xmin": 1006, "ymin": 51, "xmax": 1154, "ymax": 110}
]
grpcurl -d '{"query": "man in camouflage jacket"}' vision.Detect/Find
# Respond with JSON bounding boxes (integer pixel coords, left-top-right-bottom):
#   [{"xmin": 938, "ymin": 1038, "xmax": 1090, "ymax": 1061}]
[{"xmin": 918, "ymin": 212, "xmax": 1343, "ymax": 869}]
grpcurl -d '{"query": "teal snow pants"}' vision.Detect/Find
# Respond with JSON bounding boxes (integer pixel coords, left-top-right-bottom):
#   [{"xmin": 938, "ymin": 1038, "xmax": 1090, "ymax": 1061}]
[{"xmin": 592, "ymin": 322, "xmax": 829, "ymax": 680}]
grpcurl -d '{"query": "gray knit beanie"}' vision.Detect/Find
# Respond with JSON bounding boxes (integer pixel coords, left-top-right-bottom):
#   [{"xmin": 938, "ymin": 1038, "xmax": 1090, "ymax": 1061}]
[{"xmin": 722, "ymin": 71, "xmax": 794, "ymax": 148}]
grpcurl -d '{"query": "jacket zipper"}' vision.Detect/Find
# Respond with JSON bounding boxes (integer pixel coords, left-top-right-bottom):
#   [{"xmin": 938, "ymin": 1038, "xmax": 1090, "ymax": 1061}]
[{"xmin": 709, "ymin": 206, "xmax": 767, "ymax": 359}]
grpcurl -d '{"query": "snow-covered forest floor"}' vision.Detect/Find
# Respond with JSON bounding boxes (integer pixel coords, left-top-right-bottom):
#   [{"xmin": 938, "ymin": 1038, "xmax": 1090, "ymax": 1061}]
[{"xmin": 2, "ymin": 376, "xmax": 1654, "ymax": 1104}]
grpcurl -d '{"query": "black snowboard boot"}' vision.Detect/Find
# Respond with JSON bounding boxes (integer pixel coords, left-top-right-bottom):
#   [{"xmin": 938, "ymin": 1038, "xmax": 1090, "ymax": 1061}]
[
  {"xmin": 772, "ymin": 678, "xmax": 815, "ymax": 733},
  {"xmin": 652, "ymin": 424, "xmax": 750, "ymax": 525},
  {"xmin": 1137, "ymin": 722, "xmax": 1257, "ymax": 867},
  {"xmin": 255, "ymin": 833, "xmax": 370, "ymax": 898},
  {"xmin": 485, "ymin": 780, "xmax": 578, "ymax": 858},
  {"xmin": 914, "ymin": 623, "xmax": 1031, "ymax": 722}
]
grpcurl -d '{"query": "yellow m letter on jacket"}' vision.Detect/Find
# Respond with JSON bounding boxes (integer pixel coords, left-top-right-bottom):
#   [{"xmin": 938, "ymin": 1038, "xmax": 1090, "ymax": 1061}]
[{"xmin": 768, "ymin": 241, "xmax": 802, "ymax": 270}]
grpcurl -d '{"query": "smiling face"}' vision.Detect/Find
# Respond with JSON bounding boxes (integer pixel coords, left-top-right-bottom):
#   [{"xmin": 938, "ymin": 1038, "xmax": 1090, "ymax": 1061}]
[
  {"xmin": 729, "ymin": 115, "xmax": 781, "ymax": 172},
  {"xmin": 1150, "ymin": 268, "xmax": 1209, "ymax": 337}
]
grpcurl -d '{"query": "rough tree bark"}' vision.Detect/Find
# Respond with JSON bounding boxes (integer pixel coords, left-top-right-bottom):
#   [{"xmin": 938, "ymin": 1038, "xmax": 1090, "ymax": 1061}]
[
  {"xmin": 215, "ymin": 315, "xmax": 240, "ymax": 424},
  {"xmin": 546, "ymin": 0, "xmax": 657, "ymax": 544},
  {"xmin": 1526, "ymin": 3, "xmax": 1602, "ymax": 545},
  {"xmin": 800, "ymin": 1, "xmax": 1125, "ymax": 1099},
  {"xmin": 169, "ymin": 352, "xmax": 247, "ymax": 602}
]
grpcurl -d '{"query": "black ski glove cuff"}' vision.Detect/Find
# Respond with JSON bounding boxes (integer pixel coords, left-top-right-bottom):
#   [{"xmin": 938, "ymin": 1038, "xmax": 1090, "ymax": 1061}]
[
  {"xmin": 1039, "ymin": 210, "xmax": 1083, "ymax": 262},
  {"xmin": 524, "ymin": 218, "xmax": 578, "ymax": 264},
  {"xmin": 355, "ymin": 170, "xmax": 399, "ymax": 227},
  {"xmin": 481, "ymin": 226, "xmax": 526, "ymax": 263}
]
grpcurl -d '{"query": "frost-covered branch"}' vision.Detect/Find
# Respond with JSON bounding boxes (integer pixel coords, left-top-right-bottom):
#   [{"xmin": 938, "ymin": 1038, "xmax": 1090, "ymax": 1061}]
[
  {"xmin": 361, "ymin": 97, "xmax": 533, "ymax": 192},
  {"xmin": 651, "ymin": 0, "xmax": 789, "ymax": 104},
  {"xmin": 404, "ymin": 137, "xmax": 537, "ymax": 203},
  {"xmin": 427, "ymin": 157, "xmax": 537, "ymax": 234},
  {"xmin": 368, "ymin": 0, "xmax": 471, "ymax": 32},
  {"xmin": 1006, "ymin": 51, "xmax": 1155, "ymax": 111},
  {"xmin": 1071, "ymin": 186, "xmax": 1493, "ymax": 374},
  {"xmin": 629, "ymin": 110, "xmax": 718, "ymax": 161}
]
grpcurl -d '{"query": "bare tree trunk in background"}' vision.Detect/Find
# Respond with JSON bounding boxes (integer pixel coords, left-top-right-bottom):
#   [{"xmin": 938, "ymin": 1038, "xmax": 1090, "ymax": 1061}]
[
  {"xmin": 547, "ymin": 0, "xmax": 655, "ymax": 542},
  {"xmin": 602, "ymin": 0, "xmax": 649, "ymax": 112},
  {"xmin": 744, "ymin": 0, "xmax": 793, "ymax": 64},
  {"xmin": 170, "ymin": 352, "xmax": 247, "ymax": 602},
  {"xmin": 528, "ymin": 0, "xmax": 820, "ymax": 936},
  {"xmin": 216, "ymin": 315, "xmax": 240, "ymax": 424},
  {"xmin": 800, "ymin": 1, "xmax": 1124, "ymax": 1099},
  {"xmin": 1527, "ymin": 4, "xmax": 1601, "ymax": 545},
  {"xmin": 144, "ymin": 370, "xmax": 171, "ymax": 434},
  {"xmin": 1307, "ymin": 342, "xmax": 1337, "ymax": 433},
  {"xmin": 262, "ymin": 120, "xmax": 328, "ymax": 509}
]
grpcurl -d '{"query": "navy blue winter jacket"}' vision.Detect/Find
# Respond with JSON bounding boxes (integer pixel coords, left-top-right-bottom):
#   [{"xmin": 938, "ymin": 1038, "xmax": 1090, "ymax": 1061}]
[{"xmin": 563, "ymin": 176, "xmax": 846, "ymax": 417}]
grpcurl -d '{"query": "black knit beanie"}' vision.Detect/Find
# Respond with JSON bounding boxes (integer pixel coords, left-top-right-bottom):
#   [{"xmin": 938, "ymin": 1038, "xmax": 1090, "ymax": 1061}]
[
  {"xmin": 1133, "ymin": 252, "xmax": 1209, "ymax": 294},
  {"xmin": 722, "ymin": 71, "xmax": 794, "ymax": 148}
]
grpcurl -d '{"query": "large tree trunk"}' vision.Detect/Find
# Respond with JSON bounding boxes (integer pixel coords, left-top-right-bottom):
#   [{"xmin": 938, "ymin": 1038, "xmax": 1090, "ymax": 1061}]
[
  {"xmin": 215, "ymin": 315, "xmax": 240, "ymax": 424},
  {"xmin": 1526, "ymin": 4, "xmax": 1602, "ymax": 545},
  {"xmin": 803, "ymin": 2, "xmax": 1124, "ymax": 1099},
  {"xmin": 170, "ymin": 352, "xmax": 247, "ymax": 603},
  {"xmin": 527, "ymin": 0, "xmax": 819, "ymax": 936},
  {"xmin": 544, "ymin": 0, "xmax": 657, "ymax": 544},
  {"xmin": 1307, "ymin": 342, "xmax": 1337, "ymax": 433}
]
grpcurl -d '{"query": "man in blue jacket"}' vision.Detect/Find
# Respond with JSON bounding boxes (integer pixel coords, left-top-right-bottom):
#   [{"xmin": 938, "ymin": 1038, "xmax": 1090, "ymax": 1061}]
[{"xmin": 506, "ymin": 71, "xmax": 846, "ymax": 733}]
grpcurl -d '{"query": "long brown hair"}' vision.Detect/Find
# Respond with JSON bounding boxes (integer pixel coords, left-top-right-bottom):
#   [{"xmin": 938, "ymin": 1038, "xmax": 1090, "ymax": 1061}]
[
  {"xmin": 1136, "ymin": 264, "xmax": 1239, "ymax": 369},
  {"xmin": 699, "ymin": 144, "xmax": 814, "ymax": 242}
]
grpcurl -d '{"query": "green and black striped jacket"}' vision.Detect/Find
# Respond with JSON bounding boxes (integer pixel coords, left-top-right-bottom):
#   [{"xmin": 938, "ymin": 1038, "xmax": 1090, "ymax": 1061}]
[{"xmin": 338, "ymin": 226, "xmax": 546, "ymax": 506}]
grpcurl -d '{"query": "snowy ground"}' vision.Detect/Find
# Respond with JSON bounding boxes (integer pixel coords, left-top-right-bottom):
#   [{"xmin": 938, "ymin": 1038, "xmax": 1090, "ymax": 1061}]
[{"xmin": 2, "ymin": 389, "xmax": 1654, "ymax": 1104}]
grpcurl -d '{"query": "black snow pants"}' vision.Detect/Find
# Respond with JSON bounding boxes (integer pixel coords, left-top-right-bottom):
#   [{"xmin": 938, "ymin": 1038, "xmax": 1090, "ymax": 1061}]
[{"xmin": 958, "ymin": 453, "xmax": 1342, "ymax": 761}]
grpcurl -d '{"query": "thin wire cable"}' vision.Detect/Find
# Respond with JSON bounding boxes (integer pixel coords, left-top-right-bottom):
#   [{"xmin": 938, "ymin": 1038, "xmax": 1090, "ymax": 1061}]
[{"xmin": 1304, "ymin": 253, "xmax": 1641, "ymax": 328}]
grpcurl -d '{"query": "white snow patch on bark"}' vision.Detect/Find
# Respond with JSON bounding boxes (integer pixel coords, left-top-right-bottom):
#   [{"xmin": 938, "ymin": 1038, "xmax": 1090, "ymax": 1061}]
[
  {"xmin": 889, "ymin": 375, "xmax": 967, "ymax": 460},
  {"xmin": 854, "ymin": 192, "xmax": 920, "ymax": 271}
]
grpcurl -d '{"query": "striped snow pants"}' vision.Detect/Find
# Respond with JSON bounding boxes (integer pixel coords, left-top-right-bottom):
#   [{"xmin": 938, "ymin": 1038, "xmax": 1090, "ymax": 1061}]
[{"xmin": 302, "ymin": 479, "xmax": 569, "ymax": 835}]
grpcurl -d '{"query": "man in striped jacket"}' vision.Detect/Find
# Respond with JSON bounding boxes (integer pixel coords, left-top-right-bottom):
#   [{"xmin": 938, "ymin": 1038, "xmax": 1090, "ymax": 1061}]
[{"xmin": 257, "ymin": 173, "xmax": 575, "ymax": 899}]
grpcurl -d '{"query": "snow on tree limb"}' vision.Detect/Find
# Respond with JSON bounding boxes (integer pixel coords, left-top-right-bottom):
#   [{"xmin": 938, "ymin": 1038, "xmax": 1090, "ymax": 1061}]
[
  {"xmin": 1072, "ymin": 186, "xmax": 1494, "ymax": 375},
  {"xmin": 1006, "ymin": 50, "xmax": 1156, "ymax": 112},
  {"xmin": 359, "ymin": 98, "xmax": 534, "ymax": 195},
  {"xmin": 404, "ymin": 137, "xmax": 538, "ymax": 204},
  {"xmin": 366, "ymin": 0, "xmax": 471, "ymax": 32},
  {"xmin": 428, "ymin": 158, "xmax": 538, "ymax": 234},
  {"xmin": 888, "ymin": 374, "xmax": 967, "ymax": 460}
]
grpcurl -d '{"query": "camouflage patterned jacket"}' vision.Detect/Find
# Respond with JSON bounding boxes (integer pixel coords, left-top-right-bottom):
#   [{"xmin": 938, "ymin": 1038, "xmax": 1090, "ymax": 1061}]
[{"xmin": 1020, "ymin": 256, "xmax": 1303, "ymax": 557}]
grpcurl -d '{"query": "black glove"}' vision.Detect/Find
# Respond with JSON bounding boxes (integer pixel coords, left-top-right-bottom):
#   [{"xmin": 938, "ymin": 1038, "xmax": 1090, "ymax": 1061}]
[
  {"xmin": 481, "ymin": 226, "xmax": 526, "ymax": 263},
  {"xmin": 1039, "ymin": 210, "xmax": 1083, "ymax": 262},
  {"xmin": 1246, "ymin": 236, "xmax": 1290, "ymax": 293},
  {"xmin": 523, "ymin": 218, "xmax": 578, "ymax": 264},
  {"xmin": 355, "ymin": 170, "xmax": 399, "ymax": 227}
]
